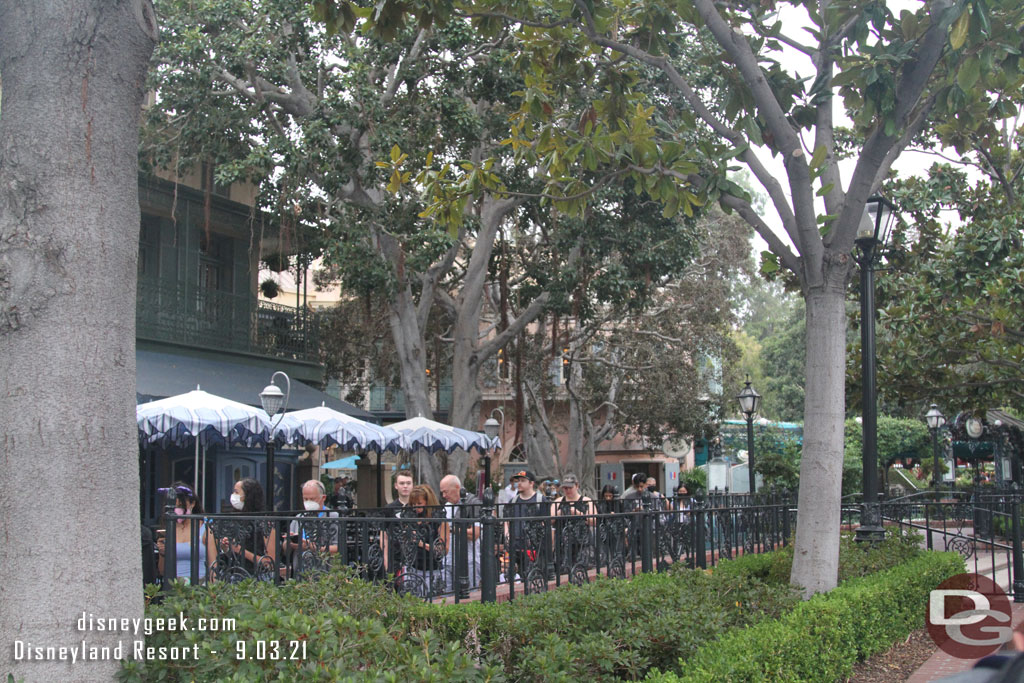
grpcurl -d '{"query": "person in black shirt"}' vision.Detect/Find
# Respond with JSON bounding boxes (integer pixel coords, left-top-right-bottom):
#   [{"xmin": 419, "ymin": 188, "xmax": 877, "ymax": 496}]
[
  {"xmin": 503, "ymin": 469, "xmax": 551, "ymax": 588},
  {"xmin": 328, "ymin": 476, "xmax": 354, "ymax": 510}
]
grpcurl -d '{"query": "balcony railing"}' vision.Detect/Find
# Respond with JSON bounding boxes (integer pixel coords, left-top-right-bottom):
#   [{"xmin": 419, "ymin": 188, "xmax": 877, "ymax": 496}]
[{"xmin": 137, "ymin": 278, "xmax": 319, "ymax": 362}]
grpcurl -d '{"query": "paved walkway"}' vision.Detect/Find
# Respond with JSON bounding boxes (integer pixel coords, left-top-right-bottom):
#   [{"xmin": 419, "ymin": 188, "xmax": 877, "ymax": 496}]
[{"xmin": 909, "ymin": 552, "xmax": 1019, "ymax": 682}]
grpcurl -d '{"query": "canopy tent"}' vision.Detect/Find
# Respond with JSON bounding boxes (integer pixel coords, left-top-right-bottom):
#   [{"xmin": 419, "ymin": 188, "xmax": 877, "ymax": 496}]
[
  {"xmin": 284, "ymin": 404, "xmax": 400, "ymax": 453},
  {"xmin": 388, "ymin": 415, "xmax": 498, "ymax": 454},
  {"xmin": 136, "ymin": 388, "xmax": 298, "ymax": 500}
]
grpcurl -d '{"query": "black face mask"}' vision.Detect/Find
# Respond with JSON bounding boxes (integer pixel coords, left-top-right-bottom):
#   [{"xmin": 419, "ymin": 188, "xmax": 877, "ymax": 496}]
[{"xmin": 647, "ymin": 485, "xmax": 656, "ymax": 492}]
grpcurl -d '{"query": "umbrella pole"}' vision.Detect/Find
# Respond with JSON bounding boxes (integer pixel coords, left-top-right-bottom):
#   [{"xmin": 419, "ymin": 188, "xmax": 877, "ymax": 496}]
[
  {"xmin": 194, "ymin": 439, "xmax": 200, "ymax": 495},
  {"xmin": 201, "ymin": 445, "xmax": 206, "ymax": 507},
  {"xmin": 377, "ymin": 451, "xmax": 383, "ymax": 508}
]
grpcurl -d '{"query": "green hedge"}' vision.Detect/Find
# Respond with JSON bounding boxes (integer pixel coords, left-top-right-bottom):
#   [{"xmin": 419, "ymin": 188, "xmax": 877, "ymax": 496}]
[
  {"xmin": 647, "ymin": 550, "xmax": 965, "ymax": 682},
  {"xmin": 119, "ymin": 532, "xmax": 948, "ymax": 682}
]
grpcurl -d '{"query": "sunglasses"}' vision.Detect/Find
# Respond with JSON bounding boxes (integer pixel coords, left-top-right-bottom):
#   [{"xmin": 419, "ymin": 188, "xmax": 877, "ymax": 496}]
[{"xmin": 157, "ymin": 485, "xmax": 195, "ymax": 498}]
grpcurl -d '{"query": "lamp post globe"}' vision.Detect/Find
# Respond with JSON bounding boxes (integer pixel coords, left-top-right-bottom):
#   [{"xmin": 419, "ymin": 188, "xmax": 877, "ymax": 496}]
[
  {"xmin": 924, "ymin": 404, "xmax": 946, "ymax": 489},
  {"xmin": 259, "ymin": 371, "xmax": 290, "ymax": 511},
  {"xmin": 855, "ymin": 196, "xmax": 896, "ymax": 544},
  {"xmin": 736, "ymin": 379, "xmax": 761, "ymax": 494},
  {"xmin": 481, "ymin": 410, "xmax": 503, "ymax": 491}
]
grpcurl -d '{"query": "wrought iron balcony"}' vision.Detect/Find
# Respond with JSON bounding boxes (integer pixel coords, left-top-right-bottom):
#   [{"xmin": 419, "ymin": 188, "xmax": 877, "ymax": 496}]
[{"xmin": 137, "ymin": 278, "xmax": 319, "ymax": 362}]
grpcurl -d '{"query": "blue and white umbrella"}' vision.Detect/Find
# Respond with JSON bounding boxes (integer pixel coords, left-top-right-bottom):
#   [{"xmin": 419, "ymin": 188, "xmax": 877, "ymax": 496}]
[
  {"xmin": 388, "ymin": 415, "xmax": 497, "ymax": 454},
  {"xmin": 136, "ymin": 389, "xmax": 297, "ymax": 497},
  {"xmin": 136, "ymin": 389, "xmax": 290, "ymax": 447},
  {"xmin": 283, "ymin": 404, "xmax": 400, "ymax": 453}
]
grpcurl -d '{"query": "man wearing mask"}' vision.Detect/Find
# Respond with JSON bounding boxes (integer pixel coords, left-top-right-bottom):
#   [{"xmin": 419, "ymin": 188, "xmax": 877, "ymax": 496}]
[
  {"xmin": 286, "ymin": 480, "xmax": 340, "ymax": 577},
  {"xmin": 439, "ymin": 475, "xmax": 482, "ymax": 593}
]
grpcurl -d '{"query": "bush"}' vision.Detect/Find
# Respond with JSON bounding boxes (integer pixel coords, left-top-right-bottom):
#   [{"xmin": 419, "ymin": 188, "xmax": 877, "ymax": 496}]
[
  {"xmin": 647, "ymin": 550, "xmax": 965, "ymax": 682},
  {"xmin": 120, "ymin": 533, "xmax": 942, "ymax": 682}
]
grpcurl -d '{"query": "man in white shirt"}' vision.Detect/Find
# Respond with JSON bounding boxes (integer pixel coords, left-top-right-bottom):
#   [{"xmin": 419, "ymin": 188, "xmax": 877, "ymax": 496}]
[{"xmin": 439, "ymin": 474, "xmax": 482, "ymax": 593}]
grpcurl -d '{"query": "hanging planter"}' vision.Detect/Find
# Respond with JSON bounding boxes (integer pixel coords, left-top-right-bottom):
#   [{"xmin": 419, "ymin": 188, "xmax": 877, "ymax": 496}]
[
  {"xmin": 262, "ymin": 253, "xmax": 289, "ymax": 272},
  {"xmin": 260, "ymin": 278, "xmax": 281, "ymax": 299}
]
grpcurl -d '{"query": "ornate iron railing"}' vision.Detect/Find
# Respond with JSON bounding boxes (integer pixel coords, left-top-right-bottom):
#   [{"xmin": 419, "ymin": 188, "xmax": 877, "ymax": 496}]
[
  {"xmin": 137, "ymin": 277, "xmax": 319, "ymax": 362},
  {"xmin": 157, "ymin": 493, "xmax": 796, "ymax": 602}
]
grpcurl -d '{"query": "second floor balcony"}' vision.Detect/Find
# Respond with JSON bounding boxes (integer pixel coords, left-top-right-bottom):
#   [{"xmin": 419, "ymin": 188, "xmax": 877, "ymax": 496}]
[{"xmin": 137, "ymin": 277, "xmax": 319, "ymax": 363}]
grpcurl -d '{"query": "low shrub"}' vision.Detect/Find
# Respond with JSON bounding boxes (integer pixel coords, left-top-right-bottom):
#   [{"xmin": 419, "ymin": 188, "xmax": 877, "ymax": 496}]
[
  {"xmin": 756, "ymin": 527, "xmax": 923, "ymax": 585},
  {"xmin": 119, "ymin": 532, "xmax": 942, "ymax": 682},
  {"xmin": 647, "ymin": 550, "xmax": 965, "ymax": 682}
]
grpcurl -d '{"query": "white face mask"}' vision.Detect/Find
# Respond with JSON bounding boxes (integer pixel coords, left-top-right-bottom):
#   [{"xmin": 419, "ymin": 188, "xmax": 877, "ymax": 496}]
[
  {"xmin": 303, "ymin": 500, "xmax": 321, "ymax": 512},
  {"xmin": 230, "ymin": 493, "xmax": 244, "ymax": 510}
]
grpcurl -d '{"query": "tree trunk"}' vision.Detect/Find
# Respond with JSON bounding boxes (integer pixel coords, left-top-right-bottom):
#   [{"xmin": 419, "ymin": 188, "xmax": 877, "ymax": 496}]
[
  {"xmin": 388, "ymin": 284, "xmax": 432, "ymax": 419},
  {"xmin": 522, "ymin": 381, "xmax": 560, "ymax": 477},
  {"xmin": 0, "ymin": 0, "xmax": 156, "ymax": 677},
  {"xmin": 789, "ymin": 270, "xmax": 850, "ymax": 597}
]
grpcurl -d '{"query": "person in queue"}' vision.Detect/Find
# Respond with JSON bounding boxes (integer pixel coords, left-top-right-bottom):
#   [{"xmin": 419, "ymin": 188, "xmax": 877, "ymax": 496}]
[
  {"xmin": 155, "ymin": 482, "xmax": 216, "ymax": 583},
  {"xmin": 384, "ymin": 471, "xmax": 415, "ymax": 579},
  {"xmin": 439, "ymin": 474, "xmax": 482, "ymax": 591},
  {"xmin": 598, "ymin": 484, "xmax": 619, "ymax": 514},
  {"xmin": 503, "ymin": 470, "xmax": 551, "ymax": 585},
  {"xmin": 552, "ymin": 473, "xmax": 594, "ymax": 570},
  {"xmin": 219, "ymin": 477, "xmax": 276, "ymax": 579},
  {"xmin": 285, "ymin": 480, "xmax": 340, "ymax": 577},
  {"xmin": 402, "ymin": 484, "xmax": 449, "ymax": 597},
  {"xmin": 621, "ymin": 472, "xmax": 649, "ymax": 511},
  {"xmin": 329, "ymin": 476, "xmax": 354, "ymax": 510}
]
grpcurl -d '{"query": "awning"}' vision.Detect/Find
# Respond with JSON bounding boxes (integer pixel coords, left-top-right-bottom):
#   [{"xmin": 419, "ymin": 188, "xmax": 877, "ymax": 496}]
[{"xmin": 136, "ymin": 349, "xmax": 378, "ymax": 422}]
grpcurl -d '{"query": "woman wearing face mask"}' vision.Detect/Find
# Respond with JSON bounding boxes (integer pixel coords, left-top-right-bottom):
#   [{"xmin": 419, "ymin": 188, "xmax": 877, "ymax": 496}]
[
  {"xmin": 216, "ymin": 478, "xmax": 276, "ymax": 580},
  {"xmin": 155, "ymin": 483, "xmax": 216, "ymax": 582}
]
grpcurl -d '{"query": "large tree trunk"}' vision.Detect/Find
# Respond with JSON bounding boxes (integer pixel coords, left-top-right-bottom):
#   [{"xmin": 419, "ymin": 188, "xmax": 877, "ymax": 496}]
[
  {"xmin": 388, "ymin": 284, "xmax": 432, "ymax": 419},
  {"xmin": 0, "ymin": 0, "xmax": 156, "ymax": 677},
  {"xmin": 789, "ymin": 272, "xmax": 849, "ymax": 597},
  {"xmin": 522, "ymin": 381, "xmax": 560, "ymax": 478}
]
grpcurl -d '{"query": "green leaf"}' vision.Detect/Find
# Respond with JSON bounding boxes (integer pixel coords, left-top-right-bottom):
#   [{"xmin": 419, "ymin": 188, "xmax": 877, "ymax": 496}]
[
  {"xmin": 950, "ymin": 10, "xmax": 969, "ymax": 50},
  {"xmin": 957, "ymin": 56, "xmax": 981, "ymax": 91},
  {"xmin": 816, "ymin": 183, "xmax": 835, "ymax": 197}
]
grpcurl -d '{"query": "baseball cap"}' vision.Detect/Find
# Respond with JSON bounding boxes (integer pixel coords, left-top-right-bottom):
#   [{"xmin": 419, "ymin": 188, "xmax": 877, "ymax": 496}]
[
  {"xmin": 561, "ymin": 474, "xmax": 579, "ymax": 487},
  {"xmin": 511, "ymin": 469, "xmax": 537, "ymax": 482}
]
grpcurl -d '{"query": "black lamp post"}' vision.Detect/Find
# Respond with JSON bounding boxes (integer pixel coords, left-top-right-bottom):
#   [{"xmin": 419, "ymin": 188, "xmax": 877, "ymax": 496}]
[
  {"xmin": 482, "ymin": 408, "xmax": 503, "ymax": 494},
  {"xmin": 259, "ymin": 371, "xmax": 290, "ymax": 511},
  {"xmin": 924, "ymin": 404, "xmax": 946, "ymax": 489},
  {"xmin": 855, "ymin": 196, "xmax": 896, "ymax": 544},
  {"xmin": 737, "ymin": 379, "xmax": 762, "ymax": 494}
]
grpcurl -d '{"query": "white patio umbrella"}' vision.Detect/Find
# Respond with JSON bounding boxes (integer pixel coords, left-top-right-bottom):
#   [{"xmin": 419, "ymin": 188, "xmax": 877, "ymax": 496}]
[
  {"xmin": 388, "ymin": 415, "xmax": 498, "ymax": 454},
  {"xmin": 136, "ymin": 388, "xmax": 297, "ymax": 498},
  {"xmin": 284, "ymin": 404, "xmax": 400, "ymax": 453}
]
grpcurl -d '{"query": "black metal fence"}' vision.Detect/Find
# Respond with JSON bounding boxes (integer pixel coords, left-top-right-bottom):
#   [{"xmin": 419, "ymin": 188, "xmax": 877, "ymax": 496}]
[
  {"xmin": 157, "ymin": 491, "xmax": 795, "ymax": 601},
  {"xmin": 157, "ymin": 489, "xmax": 1024, "ymax": 603},
  {"xmin": 875, "ymin": 489, "xmax": 1024, "ymax": 602}
]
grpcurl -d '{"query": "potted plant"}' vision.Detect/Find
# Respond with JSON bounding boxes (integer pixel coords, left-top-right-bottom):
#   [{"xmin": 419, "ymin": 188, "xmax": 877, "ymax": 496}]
[
  {"xmin": 262, "ymin": 253, "xmax": 289, "ymax": 272},
  {"xmin": 260, "ymin": 278, "xmax": 280, "ymax": 299}
]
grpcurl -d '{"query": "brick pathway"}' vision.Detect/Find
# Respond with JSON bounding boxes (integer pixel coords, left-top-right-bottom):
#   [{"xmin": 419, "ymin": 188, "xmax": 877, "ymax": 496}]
[
  {"xmin": 909, "ymin": 554, "xmax": 1020, "ymax": 682},
  {"xmin": 907, "ymin": 603, "xmax": 1024, "ymax": 682}
]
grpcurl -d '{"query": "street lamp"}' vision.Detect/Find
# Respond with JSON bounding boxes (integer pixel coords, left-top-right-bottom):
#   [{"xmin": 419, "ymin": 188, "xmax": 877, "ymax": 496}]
[
  {"xmin": 924, "ymin": 404, "xmax": 946, "ymax": 489},
  {"xmin": 737, "ymin": 378, "xmax": 762, "ymax": 494},
  {"xmin": 855, "ymin": 195, "xmax": 896, "ymax": 544},
  {"xmin": 259, "ymin": 371, "xmax": 290, "ymax": 511},
  {"xmin": 482, "ymin": 408, "xmax": 504, "ymax": 496}
]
